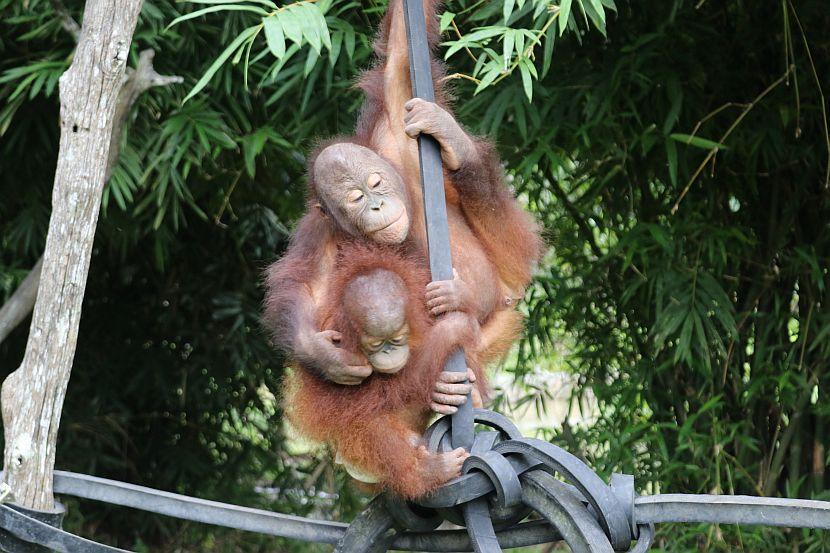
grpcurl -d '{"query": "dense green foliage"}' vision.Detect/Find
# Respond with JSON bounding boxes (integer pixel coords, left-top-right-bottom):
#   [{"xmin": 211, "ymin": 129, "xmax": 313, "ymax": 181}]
[{"xmin": 1, "ymin": 0, "xmax": 828, "ymax": 550}]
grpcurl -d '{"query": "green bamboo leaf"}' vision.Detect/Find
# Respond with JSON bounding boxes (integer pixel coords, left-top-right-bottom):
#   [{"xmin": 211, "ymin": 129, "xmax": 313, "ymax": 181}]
[
  {"xmin": 692, "ymin": 310, "xmax": 710, "ymax": 367},
  {"xmin": 460, "ymin": 27, "xmax": 506, "ymax": 43},
  {"xmin": 280, "ymin": 6, "xmax": 303, "ymax": 44},
  {"xmin": 474, "ymin": 63, "xmax": 501, "ymax": 95},
  {"xmin": 662, "ymin": 78, "xmax": 683, "ymax": 134},
  {"xmin": 666, "ymin": 139, "xmax": 677, "ymax": 187},
  {"xmin": 184, "ymin": 25, "xmax": 259, "ymax": 103},
  {"xmin": 167, "ymin": 5, "xmax": 268, "ymax": 29},
  {"xmin": 264, "ymin": 15, "xmax": 286, "ymax": 58},
  {"xmin": 519, "ymin": 58, "xmax": 533, "ymax": 101},
  {"xmin": 588, "ymin": 0, "xmax": 605, "ymax": 22},
  {"xmin": 558, "ymin": 0, "xmax": 572, "ymax": 35},
  {"xmin": 329, "ymin": 29, "xmax": 343, "ymax": 64},
  {"xmin": 320, "ymin": 14, "xmax": 332, "ymax": 50},
  {"xmin": 503, "ymin": 30, "xmax": 515, "ymax": 69},
  {"xmin": 440, "ymin": 11, "xmax": 455, "ymax": 33},
  {"xmin": 542, "ymin": 25, "xmax": 556, "ymax": 77},
  {"xmin": 295, "ymin": 5, "xmax": 322, "ymax": 54},
  {"xmin": 304, "ymin": 47, "xmax": 320, "ymax": 77},
  {"xmin": 670, "ymin": 133, "xmax": 728, "ymax": 150},
  {"xmin": 503, "ymin": 0, "xmax": 516, "ymax": 22},
  {"xmin": 343, "ymin": 22, "xmax": 356, "ymax": 58},
  {"xmin": 675, "ymin": 314, "xmax": 694, "ymax": 365}
]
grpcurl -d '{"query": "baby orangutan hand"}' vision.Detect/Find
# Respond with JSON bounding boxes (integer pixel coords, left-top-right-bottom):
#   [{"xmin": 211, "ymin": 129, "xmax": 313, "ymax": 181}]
[
  {"xmin": 425, "ymin": 268, "xmax": 474, "ymax": 316},
  {"xmin": 431, "ymin": 368, "xmax": 482, "ymax": 415}
]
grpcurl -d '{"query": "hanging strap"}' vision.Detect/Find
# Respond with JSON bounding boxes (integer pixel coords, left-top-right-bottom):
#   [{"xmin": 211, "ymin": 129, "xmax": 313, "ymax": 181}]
[{"xmin": 402, "ymin": 0, "xmax": 474, "ymax": 450}]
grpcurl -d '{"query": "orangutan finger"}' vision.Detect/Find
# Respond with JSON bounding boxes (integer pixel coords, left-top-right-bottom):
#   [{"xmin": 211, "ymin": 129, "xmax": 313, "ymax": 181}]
[
  {"xmin": 439, "ymin": 371, "xmax": 469, "ymax": 383},
  {"xmin": 425, "ymin": 288, "xmax": 450, "ymax": 301},
  {"xmin": 432, "ymin": 392, "xmax": 467, "ymax": 406},
  {"xmin": 404, "ymin": 123, "xmax": 423, "ymax": 138},
  {"xmin": 335, "ymin": 374, "xmax": 365, "ymax": 385},
  {"xmin": 404, "ymin": 98, "xmax": 424, "ymax": 110},
  {"xmin": 426, "ymin": 296, "xmax": 449, "ymax": 308},
  {"xmin": 431, "ymin": 402, "xmax": 457, "ymax": 415},
  {"xmin": 430, "ymin": 305, "xmax": 452, "ymax": 316},
  {"xmin": 434, "ymin": 382, "xmax": 472, "ymax": 395},
  {"xmin": 427, "ymin": 296, "xmax": 453, "ymax": 308},
  {"xmin": 343, "ymin": 364, "xmax": 372, "ymax": 379},
  {"xmin": 466, "ymin": 368, "xmax": 477, "ymax": 382},
  {"xmin": 426, "ymin": 280, "xmax": 451, "ymax": 292}
]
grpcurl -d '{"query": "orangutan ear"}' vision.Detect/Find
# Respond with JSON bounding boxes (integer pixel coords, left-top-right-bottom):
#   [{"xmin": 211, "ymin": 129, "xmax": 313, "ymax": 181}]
[{"xmin": 314, "ymin": 202, "xmax": 329, "ymax": 218}]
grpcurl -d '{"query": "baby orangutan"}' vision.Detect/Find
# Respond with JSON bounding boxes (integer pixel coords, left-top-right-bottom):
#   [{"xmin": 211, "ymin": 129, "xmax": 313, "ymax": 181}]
[{"xmin": 284, "ymin": 243, "xmax": 485, "ymax": 498}]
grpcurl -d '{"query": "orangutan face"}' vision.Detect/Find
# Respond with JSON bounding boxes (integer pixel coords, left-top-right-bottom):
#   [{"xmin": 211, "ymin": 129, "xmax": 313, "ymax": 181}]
[
  {"xmin": 343, "ymin": 269, "xmax": 411, "ymax": 374},
  {"xmin": 313, "ymin": 143, "xmax": 410, "ymax": 244}
]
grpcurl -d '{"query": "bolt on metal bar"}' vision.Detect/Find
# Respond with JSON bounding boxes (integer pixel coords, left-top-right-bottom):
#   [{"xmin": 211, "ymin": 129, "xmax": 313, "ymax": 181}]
[{"xmin": 401, "ymin": 0, "xmax": 473, "ymax": 450}]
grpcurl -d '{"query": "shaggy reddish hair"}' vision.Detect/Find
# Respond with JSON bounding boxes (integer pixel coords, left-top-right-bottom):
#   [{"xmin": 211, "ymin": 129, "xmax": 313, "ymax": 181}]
[{"xmin": 286, "ymin": 242, "xmax": 472, "ymax": 436}]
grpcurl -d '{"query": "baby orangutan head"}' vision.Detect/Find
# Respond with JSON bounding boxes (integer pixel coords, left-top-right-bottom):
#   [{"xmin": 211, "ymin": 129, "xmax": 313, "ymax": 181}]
[
  {"xmin": 342, "ymin": 269, "xmax": 411, "ymax": 373},
  {"xmin": 312, "ymin": 143, "xmax": 410, "ymax": 244}
]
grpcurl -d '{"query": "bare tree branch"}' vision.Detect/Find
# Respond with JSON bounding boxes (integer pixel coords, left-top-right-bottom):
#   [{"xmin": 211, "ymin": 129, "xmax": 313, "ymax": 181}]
[
  {"xmin": 0, "ymin": 258, "xmax": 43, "ymax": 345},
  {"xmin": 107, "ymin": 49, "xmax": 183, "ymax": 179},
  {"xmin": 48, "ymin": 0, "xmax": 81, "ymax": 40}
]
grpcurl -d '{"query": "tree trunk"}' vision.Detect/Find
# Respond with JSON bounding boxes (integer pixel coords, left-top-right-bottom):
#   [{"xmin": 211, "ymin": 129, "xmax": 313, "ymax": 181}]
[{"xmin": 0, "ymin": 0, "xmax": 144, "ymax": 511}]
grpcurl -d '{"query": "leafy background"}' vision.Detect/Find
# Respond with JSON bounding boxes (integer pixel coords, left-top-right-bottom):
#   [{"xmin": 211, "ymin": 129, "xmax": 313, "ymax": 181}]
[{"xmin": 1, "ymin": 0, "xmax": 828, "ymax": 551}]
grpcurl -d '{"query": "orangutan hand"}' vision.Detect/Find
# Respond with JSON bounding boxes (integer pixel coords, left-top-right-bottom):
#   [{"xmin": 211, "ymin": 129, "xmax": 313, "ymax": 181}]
[
  {"xmin": 404, "ymin": 98, "xmax": 476, "ymax": 171},
  {"xmin": 302, "ymin": 330, "xmax": 372, "ymax": 385},
  {"xmin": 431, "ymin": 368, "xmax": 479, "ymax": 415},
  {"xmin": 425, "ymin": 269, "xmax": 474, "ymax": 316}
]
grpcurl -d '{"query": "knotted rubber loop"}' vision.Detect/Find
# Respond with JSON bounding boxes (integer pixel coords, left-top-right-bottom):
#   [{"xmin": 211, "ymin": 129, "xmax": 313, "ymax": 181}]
[
  {"xmin": 627, "ymin": 523, "xmax": 655, "ymax": 553},
  {"xmin": 461, "ymin": 451, "xmax": 522, "ymax": 510},
  {"xmin": 521, "ymin": 471, "xmax": 614, "ymax": 553},
  {"xmin": 494, "ymin": 438, "xmax": 633, "ymax": 550},
  {"xmin": 383, "ymin": 495, "xmax": 442, "ymax": 532}
]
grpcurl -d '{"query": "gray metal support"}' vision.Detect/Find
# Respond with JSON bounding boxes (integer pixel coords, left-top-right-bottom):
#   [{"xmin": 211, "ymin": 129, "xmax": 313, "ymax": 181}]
[{"xmin": 401, "ymin": 0, "xmax": 473, "ymax": 450}]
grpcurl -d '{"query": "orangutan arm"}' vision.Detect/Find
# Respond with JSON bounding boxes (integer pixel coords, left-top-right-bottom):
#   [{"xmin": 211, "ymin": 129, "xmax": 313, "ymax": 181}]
[{"xmin": 263, "ymin": 214, "xmax": 372, "ymax": 385}]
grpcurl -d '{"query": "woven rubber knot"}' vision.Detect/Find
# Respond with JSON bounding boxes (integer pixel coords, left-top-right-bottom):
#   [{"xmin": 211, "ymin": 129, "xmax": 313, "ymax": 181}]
[{"xmin": 336, "ymin": 408, "xmax": 655, "ymax": 552}]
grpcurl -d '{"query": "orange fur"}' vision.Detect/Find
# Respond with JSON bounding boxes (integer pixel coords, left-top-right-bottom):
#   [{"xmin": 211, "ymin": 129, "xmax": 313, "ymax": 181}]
[
  {"xmin": 284, "ymin": 242, "xmax": 484, "ymax": 498},
  {"xmin": 355, "ymin": 0, "xmax": 544, "ymax": 359},
  {"xmin": 265, "ymin": 0, "xmax": 542, "ymax": 495}
]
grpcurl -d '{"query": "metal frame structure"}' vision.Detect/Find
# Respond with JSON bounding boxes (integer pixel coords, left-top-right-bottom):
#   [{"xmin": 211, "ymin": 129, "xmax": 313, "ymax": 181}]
[
  {"xmin": 0, "ymin": 409, "xmax": 828, "ymax": 552},
  {"xmin": 0, "ymin": 0, "xmax": 828, "ymax": 551}
]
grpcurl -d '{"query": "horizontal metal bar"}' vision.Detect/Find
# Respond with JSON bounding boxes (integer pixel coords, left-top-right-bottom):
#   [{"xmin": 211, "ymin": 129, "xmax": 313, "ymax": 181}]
[
  {"xmin": 0, "ymin": 504, "xmax": 129, "ymax": 553},
  {"xmin": 51, "ymin": 470, "xmax": 562, "ymax": 550},
  {"xmin": 53, "ymin": 470, "xmax": 347, "ymax": 544},
  {"xmin": 20, "ymin": 470, "xmax": 827, "ymax": 551},
  {"xmin": 635, "ymin": 494, "xmax": 830, "ymax": 530}
]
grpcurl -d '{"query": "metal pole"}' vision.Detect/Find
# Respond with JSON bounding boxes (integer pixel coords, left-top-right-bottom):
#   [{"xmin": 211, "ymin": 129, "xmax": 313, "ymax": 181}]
[{"xmin": 401, "ymin": 0, "xmax": 474, "ymax": 450}]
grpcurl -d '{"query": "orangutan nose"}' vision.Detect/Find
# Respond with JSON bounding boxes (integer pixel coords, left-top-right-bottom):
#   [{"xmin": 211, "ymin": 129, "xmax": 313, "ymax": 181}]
[{"xmin": 370, "ymin": 198, "xmax": 384, "ymax": 211}]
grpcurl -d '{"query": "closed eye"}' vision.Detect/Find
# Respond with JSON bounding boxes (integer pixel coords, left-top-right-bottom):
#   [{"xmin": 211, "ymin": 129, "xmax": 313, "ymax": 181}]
[
  {"xmin": 347, "ymin": 190, "xmax": 365, "ymax": 203},
  {"xmin": 367, "ymin": 340, "xmax": 384, "ymax": 351},
  {"xmin": 367, "ymin": 173, "xmax": 382, "ymax": 190}
]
